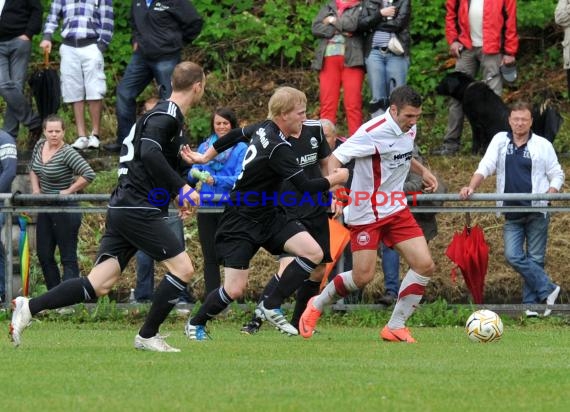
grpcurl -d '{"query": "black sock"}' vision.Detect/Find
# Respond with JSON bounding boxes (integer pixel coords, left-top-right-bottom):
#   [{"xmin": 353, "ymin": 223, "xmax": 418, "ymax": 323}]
[
  {"xmin": 263, "ymin": 257, "xmax": 317, "ymax": 309},
  {"xmin": 290, "ymin": 279, "xmax": 321, "ymax": 328},
  {"xmin": 190, "ymin": 287, "xmax": 233, "ymax": 326},
  {"xmin": 29, "ymin": 277, "xmax": 95, "ymax": 316},
  {"xmin": 138, "ymin": 273, "xmax": 187, "ymax": 338},
  {"xmin": 258, "ymin": 273, "xmax": 280, "ymax": 303}
]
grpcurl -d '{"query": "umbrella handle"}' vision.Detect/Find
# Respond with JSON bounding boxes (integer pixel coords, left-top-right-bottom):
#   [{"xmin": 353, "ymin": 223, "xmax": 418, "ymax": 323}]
[
  {"xmin": 464, "ymin": 212, "xmax": 471, "ymax": 229},
  {"xmin": 43, "ymin": 49, "xmax": 50, "ymax": 68}
]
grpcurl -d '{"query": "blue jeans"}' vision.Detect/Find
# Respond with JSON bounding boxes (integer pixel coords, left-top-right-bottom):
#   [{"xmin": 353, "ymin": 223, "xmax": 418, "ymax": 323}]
[
  {"xmin": 378, "ymin": 243, "xmax": 400, "ymax": 296},
  {"xmin": 503, "ymin": 213, "xmax": 557, "ymax": 303},
  {"xmin": 115, "ymin": 51, "xmax": 180, "ymax": 142},
  {"xmin": 135, "ymin": 215, "xmax": 192, "ymax": 302},
  {"xmin": 365, "ymin": 50, "xmax": 409, "ymax": 116},
  {"xmin": 36, "ymin": 212, "xmax": 82, "ymax": 290},
  {"xmin": 0, "ymin": 213, "xmax": 5, "ymax": 298},
  {"xmin": 0, "ymin": 37, "xmax": 40, "ymax": 136}
]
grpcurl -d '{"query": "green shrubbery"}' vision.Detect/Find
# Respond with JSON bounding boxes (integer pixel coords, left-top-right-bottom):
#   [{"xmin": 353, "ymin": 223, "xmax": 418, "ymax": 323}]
[{"xmin": 10, "ymin": 0, "xmax": 564, "ymax": 144}]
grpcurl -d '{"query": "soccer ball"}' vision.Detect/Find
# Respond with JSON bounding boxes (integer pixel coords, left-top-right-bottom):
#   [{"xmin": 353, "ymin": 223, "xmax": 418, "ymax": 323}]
[{"xmin": 465, "ymin": 310, "xmax": 503, "ymax": 343}]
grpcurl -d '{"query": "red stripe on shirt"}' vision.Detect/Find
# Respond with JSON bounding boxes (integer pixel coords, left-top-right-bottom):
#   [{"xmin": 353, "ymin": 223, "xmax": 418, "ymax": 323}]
[
  {"xmin": 365, "ymin": 117, "xmax": 387, "ymax": 133},
  {"xmin": 371, "ymin": 148, "xmax": 381, "ymax": 221}
]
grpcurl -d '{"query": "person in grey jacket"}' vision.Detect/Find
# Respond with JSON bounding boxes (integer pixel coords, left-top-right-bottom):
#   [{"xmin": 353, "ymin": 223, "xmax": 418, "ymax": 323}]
[
  {"xmin": 555, "ymin": 0, "xmax": 570, "ymax": 98},
  {"xmin": 359, "ymin": 0, "xmax": 411, "ymax": 117},
  {"xmin": 460, "ymin": 101, "xmax": 564, "ymax": 317},
  {"xmin": 312, "ymin": 0, "xmax": 365, "ymax": 136}
]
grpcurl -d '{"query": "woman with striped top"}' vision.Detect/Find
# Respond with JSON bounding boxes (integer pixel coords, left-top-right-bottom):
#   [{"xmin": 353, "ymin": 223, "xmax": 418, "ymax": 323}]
[{"xmin": 29, "ymin": 115, "xmax": 96, "ymax": 289}]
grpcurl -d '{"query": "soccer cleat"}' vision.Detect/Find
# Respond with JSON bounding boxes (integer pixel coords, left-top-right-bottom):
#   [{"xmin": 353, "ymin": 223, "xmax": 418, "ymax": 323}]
[
  {"xmin": 241, "ymin": 317, "xmax": 263, "ymax": 335},
  {"xmin": 299, "ymin": 297, "xmax": 321, "ymax": 339},
  {"xmin": 258, "ymin": 301, "xmax": 298, "ymax": 336},
  {"xmin": 134, "ymin": 334, "xmax": 180, "ymax": 352},
  {"xmin": 184, "ymin": 323, "xmax": 211, "ymax": 341},
  {"xmin": 544, "ymin": 285, "xmax": 561, "ymax": 317},
  {"xmin": 71, "ymin": 136, "xmax": 89, "ymax": 150},
  {"xmin": 380, "ymin": 325, "xmax": 417, "ymax": 343},
  {"xmin": 9, "ymin": 297, "xmax": 32, "ymax": 347},
  {"xmin": 88, "ymin": 135, "xmax": 100, "ymax": 149}
]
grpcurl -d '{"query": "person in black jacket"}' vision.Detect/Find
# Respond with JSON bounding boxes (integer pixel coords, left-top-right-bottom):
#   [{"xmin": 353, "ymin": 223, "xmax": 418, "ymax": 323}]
[
  {"xmin": 105, "ymin": 0, "xmax": 203, "ymax": 153},
  {"xmin": 0, "ymin": 0, "xmax": 43, "ymax": 140}
]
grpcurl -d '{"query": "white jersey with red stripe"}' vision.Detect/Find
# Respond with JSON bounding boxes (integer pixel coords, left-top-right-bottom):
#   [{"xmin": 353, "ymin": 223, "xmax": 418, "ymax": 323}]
[{"xmin": 333, "ymin": 111, "xmax": 417, "ymax": 225}]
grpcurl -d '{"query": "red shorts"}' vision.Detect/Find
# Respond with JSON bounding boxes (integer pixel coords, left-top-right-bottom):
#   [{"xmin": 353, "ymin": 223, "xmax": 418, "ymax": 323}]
[{"xmin": 349, "ymin": 208, "xmax": 424, "ymax": 252}]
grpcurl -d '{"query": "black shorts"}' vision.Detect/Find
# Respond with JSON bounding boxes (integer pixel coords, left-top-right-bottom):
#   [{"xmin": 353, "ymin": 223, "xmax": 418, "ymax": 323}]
[
  {"xmin": 96, "ymin": 208, "xmax": 185, "ymax": 271},
  {"xmin": 215, "ymin": 207, "xmax": 307, "ymax": 269},
  {"xmin": 279, "ymin": 212, "xmax": 332, "ymax": 263}
]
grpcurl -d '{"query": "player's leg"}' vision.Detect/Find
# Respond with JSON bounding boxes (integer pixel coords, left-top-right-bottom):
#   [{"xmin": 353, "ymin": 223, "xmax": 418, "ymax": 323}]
[
  {"xmin": 299, "ymin": 249, "xmax": 377, "ymax": 338},
  {"xmin": 10, "ymin": 257, "xmax": 120, "ymax": 347},
  {"xmin": 289, "ymin": 263, "xmax": 325, "ymax": 329},
  {"xmin": 186, "ymin": 267, "xmax": 249, "ymax": 340},
  {"xmin": 241, "ymin": 257, "xmax": 288, "ymax": 334},
  {"xmin": 259, "ymin": 230, "xmax": 322, "ymax": 335},
  {"xmin": 381, "ymin": 235, "xmax": 434, "ymax": 343},
  {"xmin": 136, "ymin": 250, "xmax": 194, "ymax": 338}
]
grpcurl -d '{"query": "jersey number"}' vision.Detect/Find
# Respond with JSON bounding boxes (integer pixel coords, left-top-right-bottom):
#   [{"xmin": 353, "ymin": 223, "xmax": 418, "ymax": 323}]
[{"xmin": 119, "ymin": 125, "xmax": 137, "ymax": 163}]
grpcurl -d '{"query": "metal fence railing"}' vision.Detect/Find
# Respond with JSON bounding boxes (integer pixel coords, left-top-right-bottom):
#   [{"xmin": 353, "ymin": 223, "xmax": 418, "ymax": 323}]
[{"xmin": 3, "ymin": 192, "xmax": 570, "ymax": 305}]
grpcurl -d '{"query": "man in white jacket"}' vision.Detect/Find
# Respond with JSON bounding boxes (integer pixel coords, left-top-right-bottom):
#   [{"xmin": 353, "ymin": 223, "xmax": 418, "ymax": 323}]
[{"xmin": 460, "ymin": 101, "xmax": 564, "ymax": 317}]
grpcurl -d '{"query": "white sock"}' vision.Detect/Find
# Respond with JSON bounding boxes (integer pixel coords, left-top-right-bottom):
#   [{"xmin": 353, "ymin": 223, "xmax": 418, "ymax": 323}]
[
  {"xmin": 313, "ymin": 271, "xmax": 357, "ymax": 311},
  {"xmin": 387, "ymin": 269, "xmax": 430, "ymax": 329}
]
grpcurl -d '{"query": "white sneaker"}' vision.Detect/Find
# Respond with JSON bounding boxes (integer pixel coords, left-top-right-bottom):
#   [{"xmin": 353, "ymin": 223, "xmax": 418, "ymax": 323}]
[
  {"xmin": 544, "ymin": 285, "xmax": 560, "ymax": 317},
  {"xmin": 88, "ymin": 135, "xmax": 100, "ymax": 148},
  {"xmin": 71, "ymin": 136, "xmax": 89, "ymax": 150},
  {"xmin": 134, "ymin": 334, "xmax": 180, "ymax": 352},
  {"xmin": 258, "ymin": 301, "xmax": 298, "ymax": 336},
  {"xmin": 525, "ymin": 310, "xmax": 539, "ymax": 318},
  {"xmin": 10, "ymin": 297, "xmax": 32, "ymax": 347}
]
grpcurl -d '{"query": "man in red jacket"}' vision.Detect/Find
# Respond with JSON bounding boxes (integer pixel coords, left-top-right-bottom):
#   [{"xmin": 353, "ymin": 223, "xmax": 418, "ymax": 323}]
[{"xmin": 433, "ymin": 0, "xmax": 518, "ymax": 156}]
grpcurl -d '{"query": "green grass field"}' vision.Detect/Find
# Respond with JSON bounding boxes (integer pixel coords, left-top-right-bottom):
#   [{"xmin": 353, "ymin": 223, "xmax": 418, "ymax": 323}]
[{"xmin": 1, "ymin": 318, "xmax": 569, "ymax": 412}]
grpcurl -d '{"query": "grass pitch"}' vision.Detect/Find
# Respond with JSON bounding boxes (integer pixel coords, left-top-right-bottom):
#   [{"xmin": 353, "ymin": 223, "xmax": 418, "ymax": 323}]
[{"xmin": 1, "ymin": 319, "xmax": 569, "ymax": 412}]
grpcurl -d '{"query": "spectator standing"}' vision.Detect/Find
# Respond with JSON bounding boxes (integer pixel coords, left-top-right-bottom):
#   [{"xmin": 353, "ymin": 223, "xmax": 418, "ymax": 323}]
[
  {"xmin": 555, "ymin": 0, "xmax": 570, "ymax": 98},
  {"xmin": 39, "ymin": 0, "xmax": 113, "ymax": 151},
  {"xmin": 10, "ymin": 62, "xmax": 206, "ymax": 352},
  {"xmin": 187, "ymin": 108, "xmax": 247, "ymax": 297},
  {"xmin": 0, "ymin": 129, "xmax": 17, "ymax": 304},
  {"xmin": 105, "ymin": 0, "xmax": 203, "ymax": 153},
  {"xmin": 29, "ymin": 115, "xmax": 96, "ymax": 289},
  {"xmin": 300, "ymin": 86, "xmax": 438, "ymax": 343},
  {"xmin": 459, "ymin": 101, "xmax": 563, "ymax": 317},
  {"xmin": 360, "ymin": 0, "xmax": 411, "ymax": 117},
  {"xmin": 433, "ymin": 0, "xmax": 518, "ymax": 156},
  {"xmin": 312, "ymin": 0, "xmax": 365, "ymax": 136},
  {"xmin": 0, "ymin": 0, "xmax": 43, "ymax": 140}
]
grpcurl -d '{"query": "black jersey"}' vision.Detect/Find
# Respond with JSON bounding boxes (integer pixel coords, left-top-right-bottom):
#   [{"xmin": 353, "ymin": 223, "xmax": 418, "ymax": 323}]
[
  {"xmin": 109, "ymin": 100, "xmax": 188, "ymax": 214},
  {"xmin": 282, "ymin": 119, "xmax": 331, "ymax": 218},
  {"xmin": 221, "ymin": 119, "xmax": 330, "ymax": 218}
]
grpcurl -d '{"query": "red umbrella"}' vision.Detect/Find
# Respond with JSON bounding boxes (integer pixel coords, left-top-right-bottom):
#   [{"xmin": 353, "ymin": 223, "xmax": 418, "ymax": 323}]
[{"xmin": 445, "ymin": 214, "xmax": 489, "ymax": 304}]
